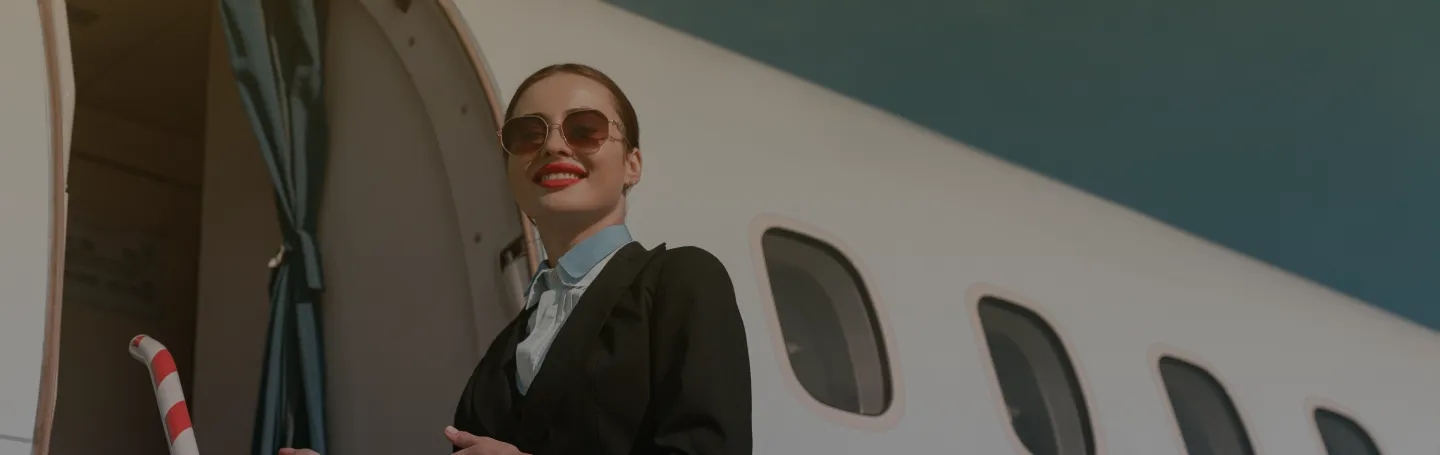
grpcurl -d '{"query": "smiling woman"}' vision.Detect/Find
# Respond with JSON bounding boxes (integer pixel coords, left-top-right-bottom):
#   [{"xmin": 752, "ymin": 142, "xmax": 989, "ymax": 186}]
[{"xmin": 447, "ymin": 63, "xmax": 754, "ymax": 455}]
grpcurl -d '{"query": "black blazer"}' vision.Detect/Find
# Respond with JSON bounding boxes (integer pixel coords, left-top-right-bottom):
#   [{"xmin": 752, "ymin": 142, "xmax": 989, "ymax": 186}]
[{"xmin": 453, "ymin": 242, "xmax": 753, "ymax": 455}]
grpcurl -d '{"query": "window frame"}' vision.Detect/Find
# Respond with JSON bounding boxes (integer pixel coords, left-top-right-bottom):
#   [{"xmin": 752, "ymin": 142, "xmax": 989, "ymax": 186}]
[
  {"xmin": 967, "ymin": 285, "xmax": 1105, "ymax": 455},
  {"xmin": 748, "ymin": 213, "xmax": 904, "ymax": 430},
  {"xmin": 1306, "ymin": 397, "xmax": 1386, "ymax": 455},
  {"xmin": 1148, "ymin": 345, "xmax": 1260, "ymax": 455}
]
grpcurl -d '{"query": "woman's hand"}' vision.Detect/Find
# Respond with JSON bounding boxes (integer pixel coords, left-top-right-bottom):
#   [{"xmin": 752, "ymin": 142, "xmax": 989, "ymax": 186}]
[
  {"xmin": 445, "ymin": 426, "xmax": 530, "ymax": 455},
  {"xmin": 273, "ymin": 427, "xmax": 526, "ymax": 455}
]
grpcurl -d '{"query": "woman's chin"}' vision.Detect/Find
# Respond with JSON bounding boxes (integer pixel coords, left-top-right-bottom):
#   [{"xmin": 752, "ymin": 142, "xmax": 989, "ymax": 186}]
[{"xmin": 532, "ymin": 195, "xmax": 605, "ymax": 219}]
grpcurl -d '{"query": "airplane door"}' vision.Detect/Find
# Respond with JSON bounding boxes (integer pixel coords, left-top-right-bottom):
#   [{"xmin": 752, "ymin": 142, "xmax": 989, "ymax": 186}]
[
  {"xmin": 0, "ymin": 1, "xmax": 72, "ymax": 454},
  {"xmin": 310, "ymin": 0, "xmax": 528, "ymax": 452}
]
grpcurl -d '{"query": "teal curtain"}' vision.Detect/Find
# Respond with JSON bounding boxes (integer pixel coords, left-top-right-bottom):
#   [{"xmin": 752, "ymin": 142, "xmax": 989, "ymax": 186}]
[{"xmin": 216, "ymin": 0, "xmax": 330, "ymax": 453}]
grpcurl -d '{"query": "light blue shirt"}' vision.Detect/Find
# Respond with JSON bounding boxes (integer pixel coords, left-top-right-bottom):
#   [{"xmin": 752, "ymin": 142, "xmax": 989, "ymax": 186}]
[{"xmin": 515, "ymin": 224, "xmax": 634, "ymax": 395}]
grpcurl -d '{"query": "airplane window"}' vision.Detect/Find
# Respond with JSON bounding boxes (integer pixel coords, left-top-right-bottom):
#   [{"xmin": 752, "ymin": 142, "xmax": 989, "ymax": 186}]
[
  {"xmin": 1158, "ymin": 356, "xmax": 1255, "ymax": 455},
  {"xmin": 1314, "ymin": 408, "xmax": 1382, "ymax": 455},
  {"xmin": 978, "ymin": 297, "xmax": 1095, "ymax": 455},
  {"xmin": 760, "ymin": 228, "xmax": 892, "ymax": 416}
]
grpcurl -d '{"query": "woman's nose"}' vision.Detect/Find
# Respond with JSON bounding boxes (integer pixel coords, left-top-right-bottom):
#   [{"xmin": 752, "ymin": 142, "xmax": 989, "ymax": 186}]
[{"xmin": 543, "ymin": 126, "xmax": 573, "ymax": 156}]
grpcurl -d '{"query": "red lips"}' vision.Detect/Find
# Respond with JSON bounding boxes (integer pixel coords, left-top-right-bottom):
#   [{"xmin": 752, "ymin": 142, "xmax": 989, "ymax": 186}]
[{"xmin": 533, "ymin": 161, "xmax": 588, "ymax": 189}]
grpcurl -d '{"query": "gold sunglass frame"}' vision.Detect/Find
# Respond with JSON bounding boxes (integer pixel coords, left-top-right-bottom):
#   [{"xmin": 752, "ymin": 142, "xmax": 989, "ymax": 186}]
[{"xmin": 497, "ymin": 108, "xmax": 628, "ymax": 156}]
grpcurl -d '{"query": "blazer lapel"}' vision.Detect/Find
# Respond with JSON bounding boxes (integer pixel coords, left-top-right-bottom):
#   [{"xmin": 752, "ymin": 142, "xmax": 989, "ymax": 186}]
[
  {"xmin": 514, "ymin": 242, "xmax": 666, "ymax": 440},
  {"xmin": 475, "ymin": 304, "xmax": 535, "ymax": 438}
]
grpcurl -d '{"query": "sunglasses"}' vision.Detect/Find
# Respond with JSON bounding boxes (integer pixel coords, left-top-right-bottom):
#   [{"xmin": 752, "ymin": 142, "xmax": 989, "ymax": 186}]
[{"xmin": 498, "ymin": 109, "xmax": 627, "ymax": 156}]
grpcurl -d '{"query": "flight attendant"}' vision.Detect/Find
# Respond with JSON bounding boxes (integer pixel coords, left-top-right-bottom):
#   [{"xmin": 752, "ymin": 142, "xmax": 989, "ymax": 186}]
[{"xmin": 445, "ymin": 63, "xmax": 752, "ymax": 455}]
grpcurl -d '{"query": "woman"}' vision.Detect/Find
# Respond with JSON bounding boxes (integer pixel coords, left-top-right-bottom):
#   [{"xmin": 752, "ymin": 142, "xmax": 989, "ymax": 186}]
[{"xmin": 448, "ymin": 62, "xmax": 752, "ymax": 455}]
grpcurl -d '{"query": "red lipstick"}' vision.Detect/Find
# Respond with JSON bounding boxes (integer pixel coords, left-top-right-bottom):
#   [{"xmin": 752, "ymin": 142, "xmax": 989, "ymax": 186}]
[{"xmin": 533, "ymin": 161, "xmax": 588, "ymax": 189}]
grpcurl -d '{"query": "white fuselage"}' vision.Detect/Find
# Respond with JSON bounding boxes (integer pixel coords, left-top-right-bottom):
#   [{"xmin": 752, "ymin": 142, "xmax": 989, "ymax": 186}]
[{"xmin": 454, "ymin": 1, "xmax": 1439, "ymax": 454}]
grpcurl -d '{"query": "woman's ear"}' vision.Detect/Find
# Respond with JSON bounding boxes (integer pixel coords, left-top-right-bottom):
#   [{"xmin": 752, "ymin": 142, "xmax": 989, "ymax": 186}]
[{"xmin": 624, "ymin": 147, "xmax": 642, "ymax": 191}]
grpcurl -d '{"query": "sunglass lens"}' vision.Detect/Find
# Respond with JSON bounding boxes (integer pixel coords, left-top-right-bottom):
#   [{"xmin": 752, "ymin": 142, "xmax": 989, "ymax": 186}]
[
  {"xmin": 501, "ymin": 117, "xmax": 547, "ymax": 155},
  {"xmin": 563, "ymin": 110, "xmax": 611, "ymax": 150}
]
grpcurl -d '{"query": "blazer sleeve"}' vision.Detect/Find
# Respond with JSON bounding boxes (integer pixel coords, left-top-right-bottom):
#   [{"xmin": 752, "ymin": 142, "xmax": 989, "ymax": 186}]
[
  {"xmin": 648, "ymin": 247, "xmax": 753, "ymax": 455},
  {"xmin": 452, "ymin": 361, "xmax": 492, "ymax": 452}
]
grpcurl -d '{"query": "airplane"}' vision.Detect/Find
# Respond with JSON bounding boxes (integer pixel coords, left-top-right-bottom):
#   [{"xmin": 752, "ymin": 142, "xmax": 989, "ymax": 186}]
[{"xmin": 1, "ymin": 0, "xmax": 1435, "ymax": 454}]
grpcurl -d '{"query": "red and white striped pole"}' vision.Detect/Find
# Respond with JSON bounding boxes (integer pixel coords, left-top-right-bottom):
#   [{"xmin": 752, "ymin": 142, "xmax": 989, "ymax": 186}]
[{"xmin": 129, "ymin": 334, "xmax": 200, "ymax": 455}]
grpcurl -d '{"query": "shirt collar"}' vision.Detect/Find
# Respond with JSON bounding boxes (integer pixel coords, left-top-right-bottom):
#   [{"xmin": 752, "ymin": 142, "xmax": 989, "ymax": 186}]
[{"xmin": 532, "ymin": 224, "xmax": 634, "ymax": 287}]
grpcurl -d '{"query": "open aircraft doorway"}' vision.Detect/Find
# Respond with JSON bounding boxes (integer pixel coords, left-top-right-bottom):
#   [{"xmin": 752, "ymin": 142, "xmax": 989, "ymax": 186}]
[{"xmin": 44, "ymin": 0, "xmax": 532, "ymax": 453}]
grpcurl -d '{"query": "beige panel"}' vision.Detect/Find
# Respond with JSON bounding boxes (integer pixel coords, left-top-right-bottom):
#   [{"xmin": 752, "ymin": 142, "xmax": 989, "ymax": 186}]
[
  {"xmin": 356, "ymin": 0, "xmax": 525, "ymax": 347},
  {"xmin": 70, "ymin": 105, "xmax": 204, "ymax": 186},
  {"xmin": 319, "ymin": 0, "xmax": 489, "ymax": 452},
  {"xmin": 66, "ymin": 0, "xmax": 211, "ymax": 136}
]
